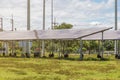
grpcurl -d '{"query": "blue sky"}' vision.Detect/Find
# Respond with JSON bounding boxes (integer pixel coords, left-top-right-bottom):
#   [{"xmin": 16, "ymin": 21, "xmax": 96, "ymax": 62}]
[
  {"xmin": 91, "ymin": 0, "xmax": 107, "ymax": 3},
  {"xmin": 0, "ymin": 0, "xmax": 120, "ymax": 30}
]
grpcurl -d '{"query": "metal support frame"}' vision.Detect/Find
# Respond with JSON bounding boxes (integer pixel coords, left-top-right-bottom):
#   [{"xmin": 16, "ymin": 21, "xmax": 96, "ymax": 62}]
[
  {"xmin": 58, "ymin": 40, "xmax": 61, "ymax": 59},
  {"xmin": 42, "ymin": 40, "xmax": 45, "ymax": 57},
  {"xmin": 62, "ymin": 40, "xmax": 65, "ymax": 55},
  {"xmin": 65, "ymin": 40, "xmax": 67, "ymax": 54},
  {"xmin": 11, "ymin": 41, "xmax": 14, "ymax": 55},
  {"xmin": 101, "ymin": 31, "xmax": 104, "ymax": 58},
  {"xmin": 1, "ymin": 41, "xmax": 3, "ymax": 54},
  {"xmin": 88, "ymin": 40, "xmax": 91, "ymax": 55},
  {"xmin": 22, "ymin": 41, "xmax": 24, "ymax": 54},
  {"xmin": 21, "ymin": 41, "xmax": 25, "ymax": 57},
  {"xmin": 116, "ymin": 40, "xmax": 118, "ymax": 54},
  {"xmin": 6, "ymin": 41, "xmax": 9, "ymax": 55},
  {"xmin": 117, "ymin": 40, "xmax": 120, "ymax": 54},
  {"xmin": 38, "ymin": 40, "xmax": 41, "ymax": 57},
  {"xmin": 80, "ymin": 38, "xmax": 83, "ymax": 60},
  {"xmin": 26, "ymin": 41, "xmax": 30, "ymax": 58},
  {"xmin": 98, "ymin": 40, "xmax": 100, "ymax": 55},
  {"xmin": 49, "ymin": 40, "xmax": 53, "ymax": 55},
  {"xmin": 115, "ymin": 41, "xmax": 117, "ymax": 54}
]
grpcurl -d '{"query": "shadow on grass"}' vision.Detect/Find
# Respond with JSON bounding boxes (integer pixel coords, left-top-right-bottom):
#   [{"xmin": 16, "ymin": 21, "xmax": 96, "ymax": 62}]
[
  {"xmin": 0, "ymin": 55, "xmax": 116, "ymax": 61},
  {"xmin": 83, "ymin": 57, "xmax": 112, "ymax": 61},
  {"xmin": 40, "ymin": 57, "xmax": 114, "ymax": 61}
]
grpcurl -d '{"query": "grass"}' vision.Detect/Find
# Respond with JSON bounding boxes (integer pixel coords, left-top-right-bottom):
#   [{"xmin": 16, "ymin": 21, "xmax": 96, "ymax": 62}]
[{"xmin": 0, "ymin": 54, "xmax": 120, "ymax": 80}]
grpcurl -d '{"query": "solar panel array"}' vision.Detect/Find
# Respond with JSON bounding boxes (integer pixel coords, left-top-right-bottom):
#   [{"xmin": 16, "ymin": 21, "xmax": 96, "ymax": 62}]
[
  {"xmin": 37, "ymin": 27, "xmax": 112, "ymax": 40},
  {"xmin": 0, "ymin": 27, "xmax": 113, "ymax": 41}
]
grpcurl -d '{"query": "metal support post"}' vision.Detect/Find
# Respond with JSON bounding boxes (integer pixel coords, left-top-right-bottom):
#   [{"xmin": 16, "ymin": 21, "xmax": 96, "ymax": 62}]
[
  {"xmin": 101, "ymin": 31, "xmax": 104, "ymax": 58},
  {"xmin": 118, "ymin": 40, "xmax": 120, "ymax": 54},
  {"xmin": 98, "ymin": 40, "xmax": 100, "ymax": 55},
  {"xmin": 38, "ymin": 40, "xmax": 41, "ymax": 57},
  {"xmin": 42, "ymin": 40, "xmax": 45, "ymax": 57},
  {"xmin": 80, "ymin": 39, "xmax": 83, "ymax": 60},
  {"xmin": 51, "ymin": 40, "xmax": 54, "ymax": 54},
  {"xmin": 58, "ymin": 40, "xmax": 61, "ymax": 59}
]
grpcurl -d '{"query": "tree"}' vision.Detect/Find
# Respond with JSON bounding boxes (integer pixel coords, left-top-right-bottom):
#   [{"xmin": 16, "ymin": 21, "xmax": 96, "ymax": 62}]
[{"xmin": 54, "ymin": 22, "xmax": 73, "ymax": 29}]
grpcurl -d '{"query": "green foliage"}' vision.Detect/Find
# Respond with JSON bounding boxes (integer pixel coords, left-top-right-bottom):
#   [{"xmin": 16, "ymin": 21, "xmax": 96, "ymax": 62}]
[
  {"xmin": 82, "ymin": 47, "xmax": 87, "ymax": 51},
  {"xmin": 54, "ymin": 22, "xmax": 73, "ymax": 29},
  {"xmin": 104, "ymin": 40, "xmax": 114, "ymax": 50},
  {"xmin": 31, "ymin": 40, "xmax": 115, "ymax": 54},
  {"xmin": 0, "ymin": 41, "xmax": 2, "ymax": 48}
]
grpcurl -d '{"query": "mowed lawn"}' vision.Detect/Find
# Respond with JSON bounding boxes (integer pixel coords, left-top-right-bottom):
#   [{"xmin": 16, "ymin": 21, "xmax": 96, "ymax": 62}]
[{"xmin": 0, "ymin": 54, "xmax": 120, "ymax": 80}]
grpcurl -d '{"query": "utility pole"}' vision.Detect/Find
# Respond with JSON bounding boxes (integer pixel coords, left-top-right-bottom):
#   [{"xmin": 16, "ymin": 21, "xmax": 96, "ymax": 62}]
[
  {"xmin": 11, "ymin": 14, "xmax": 14, "ymax": 55},
  {"xmin": 115, "ymin": 0, "xmax": 117, "ymax": 30},
  {"xmin": 51, "ymin": 0, "xmax": 54, "ymax": 55},
  {"xmin": 51, "ymin": 0, "xmax": 54, "ymax": 29},
  {"xmin": 0, "ymin": 18, "xmax": 4, "ymax": 54},
  {"xmin": 43, "ymin": 0, "xmax": 45, "ymax": 30},
  {"xmin": 11, "ymin": 14, "xmax": 14, "ymax": 31},
  {"xmin": 26, "ymin": 0, "xmax": 31, "ymax": 58},
  {"xmin": 27, "ymin": 0, "xmax": 30, "ymax": 30},
  {"xmin": 0, "ymin": 18, "xmax": 3, "ymax": 31},
  {"xmin": 42, "ymin": 0, "xmax": 46, "ymax": 57},
  {"xmin": 53, "ymin": 17, "xmax": 59, "ymax": 27},
  {"xmin": 115, "ymin": 0, "xmax": 118, "ymax": 54}
]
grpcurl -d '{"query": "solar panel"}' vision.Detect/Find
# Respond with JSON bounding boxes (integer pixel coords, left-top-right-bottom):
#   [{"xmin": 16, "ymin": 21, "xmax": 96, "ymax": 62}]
[
  {"xmin": 0, "ymin": 30, "xmax": 36, "ymax": 41},
  {"xmin": 0, "ymin": 27, "xmax": 112, "ymax": 41},
  {"xmin": 82, "ymin": 30, "xmax": 120, "ymax": 40},
  {"xmin": 37, "ymin": 27, "xmax": 112, "ymax": 40}
]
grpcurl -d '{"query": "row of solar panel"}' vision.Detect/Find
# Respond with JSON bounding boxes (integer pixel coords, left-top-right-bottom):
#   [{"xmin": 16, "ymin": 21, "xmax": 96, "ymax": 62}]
[{"xmin": 0, "ymin": 27, "xmax": 115, "ymax": 40}]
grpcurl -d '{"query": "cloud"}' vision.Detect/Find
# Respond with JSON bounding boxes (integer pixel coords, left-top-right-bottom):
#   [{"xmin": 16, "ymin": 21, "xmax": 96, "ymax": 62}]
[{"xmin": 0, "ymin": 0, "xmax": 119, "ymax": 30}]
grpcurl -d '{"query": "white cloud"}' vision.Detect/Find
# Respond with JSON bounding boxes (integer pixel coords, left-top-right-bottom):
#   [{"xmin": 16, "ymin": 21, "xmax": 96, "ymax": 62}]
[{"xmin": 0, "ymin": 0, "xmax": 119, "ymax": 30}]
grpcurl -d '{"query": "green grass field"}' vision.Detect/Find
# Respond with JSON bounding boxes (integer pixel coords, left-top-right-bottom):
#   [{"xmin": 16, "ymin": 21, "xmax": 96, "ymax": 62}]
[{"xmin": 0, "ymin": 54, "xmax": 120, "ymax": 80}]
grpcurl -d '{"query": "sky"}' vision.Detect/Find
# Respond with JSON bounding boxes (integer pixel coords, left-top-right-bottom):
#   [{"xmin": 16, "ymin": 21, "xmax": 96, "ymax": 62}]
[{"xmin": 0, "ymin": 0, "xmax": 120, "ymax": 31}]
